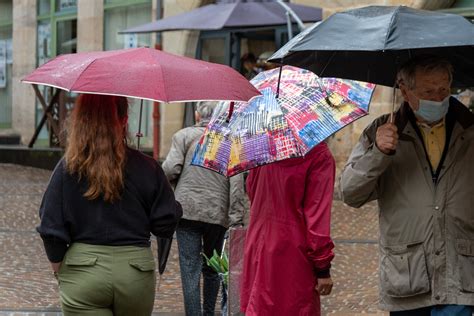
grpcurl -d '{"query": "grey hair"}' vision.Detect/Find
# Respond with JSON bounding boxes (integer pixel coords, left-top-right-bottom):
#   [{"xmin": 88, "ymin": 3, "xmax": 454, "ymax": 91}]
[
  {"xmin": 196, "ymin": 101, "xmax": 218, "ymax": 120},
  {"xmin": 396, "ymin": 55, "xmax": 453, "ymax": 89}
]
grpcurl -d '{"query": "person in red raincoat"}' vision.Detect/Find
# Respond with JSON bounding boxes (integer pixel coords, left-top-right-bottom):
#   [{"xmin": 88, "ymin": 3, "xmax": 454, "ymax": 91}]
[{"xmin": 240, "ymin": 142, "xmax": 336, "ymax": 316}]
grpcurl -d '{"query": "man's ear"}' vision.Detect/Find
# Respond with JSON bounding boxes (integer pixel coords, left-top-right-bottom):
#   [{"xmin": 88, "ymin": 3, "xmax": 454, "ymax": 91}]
[{"xmin": 399, "ymin": 84, "xmax": 410, "ymax": 102}]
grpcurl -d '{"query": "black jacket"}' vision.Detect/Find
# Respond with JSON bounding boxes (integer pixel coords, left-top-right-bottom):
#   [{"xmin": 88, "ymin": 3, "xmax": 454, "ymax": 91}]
[{"xmin": 37, "ymin": 148, "xmax": 182, "ymax": 262}]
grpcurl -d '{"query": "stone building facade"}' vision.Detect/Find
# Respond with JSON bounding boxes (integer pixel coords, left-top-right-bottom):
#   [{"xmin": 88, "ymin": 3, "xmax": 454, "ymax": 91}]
[{"xmin": 1, "ymin": 0, "xmax": 470, "ymax": 165}]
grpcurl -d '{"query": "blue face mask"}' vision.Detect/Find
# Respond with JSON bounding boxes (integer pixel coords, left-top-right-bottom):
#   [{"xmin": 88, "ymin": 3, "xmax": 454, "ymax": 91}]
[{"xmin": 415, "ymin": 96, "xmax": 450, "ymax": 123}]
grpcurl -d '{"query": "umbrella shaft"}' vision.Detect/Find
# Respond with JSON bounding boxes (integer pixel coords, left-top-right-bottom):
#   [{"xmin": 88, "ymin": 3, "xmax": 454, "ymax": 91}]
[
  {"xmin": 137, "ymin": 99, "xmax": 144, "ymax": 150},
  {"xmin": 390, "ymin": 86, "xmax": 396, "ymax": 123},
  {"xmin": 276, "ymin": 66, "xmax": 283, "ymax": 98}
]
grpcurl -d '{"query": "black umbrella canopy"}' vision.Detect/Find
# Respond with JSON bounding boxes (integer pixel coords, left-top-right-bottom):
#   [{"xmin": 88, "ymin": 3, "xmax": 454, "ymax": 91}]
[
  {"xmin": 119, "ymin": 1, "xmax": 322, "ymax": 33},
  {"xmin": 269, "ymin": 6, "xmax": 474, "ymax": 87},
  {"xmin": 157, "ymin": 237, "xmax": 173, "ymax": 275}
]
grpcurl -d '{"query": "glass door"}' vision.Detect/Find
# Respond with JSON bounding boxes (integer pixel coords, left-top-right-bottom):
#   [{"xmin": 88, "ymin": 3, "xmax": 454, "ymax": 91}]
[{"xmin": 35, "ymin": 0, "xmax": 77, "ymax": 146}]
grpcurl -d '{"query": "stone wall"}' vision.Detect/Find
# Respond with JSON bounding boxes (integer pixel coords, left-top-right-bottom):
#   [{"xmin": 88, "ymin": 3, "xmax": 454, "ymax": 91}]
[
  {"xmin": 296, "ymin": 0, "xmax": 455, "ymax": 18},
  {"xmin": 11, "ymin": 0, "xmax": 37, "ymax": 145},
  {"xmin": 77, "ymin": 1, "xmax": 103, "ymax": 52}
]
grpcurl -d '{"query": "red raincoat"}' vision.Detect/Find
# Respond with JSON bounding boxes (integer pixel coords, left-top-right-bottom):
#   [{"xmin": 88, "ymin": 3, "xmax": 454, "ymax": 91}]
[{"xmin": 240, "ymin": 143, "xmax": 335, "ymax": 316}]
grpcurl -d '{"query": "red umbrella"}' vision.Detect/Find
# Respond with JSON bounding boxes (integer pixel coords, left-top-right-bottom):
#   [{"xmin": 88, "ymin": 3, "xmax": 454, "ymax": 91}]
[{"xmin": 22, "ymin": 47, "xmax": 260, "ymax": 103}]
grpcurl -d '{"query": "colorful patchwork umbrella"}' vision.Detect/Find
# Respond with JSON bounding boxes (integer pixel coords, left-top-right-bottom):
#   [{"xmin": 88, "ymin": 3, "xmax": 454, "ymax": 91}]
[{"xmin": 191, "ymin": 66, "xmax": 375, "ymax": 177}]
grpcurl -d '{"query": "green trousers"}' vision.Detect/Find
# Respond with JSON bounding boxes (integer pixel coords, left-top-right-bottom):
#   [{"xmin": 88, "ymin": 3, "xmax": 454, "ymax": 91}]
[{"xmin": 58, "ymin": 243, "xmax": 156, "ymax": 316}]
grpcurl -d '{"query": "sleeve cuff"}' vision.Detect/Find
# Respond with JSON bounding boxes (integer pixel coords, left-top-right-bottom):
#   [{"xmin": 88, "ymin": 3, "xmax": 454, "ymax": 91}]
[
  {"xmin": 316, "ymin": 266, "xmax": 331, "ymax": 278},
  {"xmin": 316, "ymin": 269, "xmax": 331, "ymax": 278},
  {"xmin": 42, "ymin": 237, "xmax": 68, "ymax": 263}
]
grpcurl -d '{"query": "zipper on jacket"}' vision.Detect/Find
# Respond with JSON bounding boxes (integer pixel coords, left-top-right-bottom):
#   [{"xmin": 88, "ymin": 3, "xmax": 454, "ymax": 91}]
[{"xmin": 408, "ymin": 108, "xmax": 455, "ymax": 185}]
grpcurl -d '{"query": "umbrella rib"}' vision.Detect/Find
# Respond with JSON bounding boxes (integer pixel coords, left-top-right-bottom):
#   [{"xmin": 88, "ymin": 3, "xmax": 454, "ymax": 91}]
[
  {"xmin": 68, "ymin": 57, "xmax": 110, "ymax": 91},
  {"xmin": 319, "ymin": 51, "xmax": 336, "ymax": 77},
  {"xmin": 383, "ymin": 6, "xmax": 402, "ymax": 51},
  {"xmin": 69, "ymin": 49, "xmax": 140, "ymax": 92},
  {"xmin": 152, "ymin": 50, "xmax": 168, "ymax": 103},
  {"xmin": 224, "ymin": 3, "xmax": 241, "ymax": 27},
  {"xmin": 21, "ymin": 81, "xmax": 72, "ymax": 93}
]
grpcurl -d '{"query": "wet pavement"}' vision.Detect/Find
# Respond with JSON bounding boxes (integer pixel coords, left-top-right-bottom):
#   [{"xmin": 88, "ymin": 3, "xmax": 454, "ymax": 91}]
[{"xmin": 0, "ymin": 163, "xmax": 386, "ymax": 315}]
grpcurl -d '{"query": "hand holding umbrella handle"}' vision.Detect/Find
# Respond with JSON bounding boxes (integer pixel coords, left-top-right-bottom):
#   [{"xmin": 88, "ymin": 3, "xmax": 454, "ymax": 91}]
[{"xmin": 375, "ymin": 122, "xmax": 398, "ymax": 155}]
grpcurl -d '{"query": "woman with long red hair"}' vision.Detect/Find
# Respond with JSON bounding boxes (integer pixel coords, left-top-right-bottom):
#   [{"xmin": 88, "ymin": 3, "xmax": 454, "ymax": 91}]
[{"xmin": 37, "ymin": 94, "xmax": 182, "ymax": 315}]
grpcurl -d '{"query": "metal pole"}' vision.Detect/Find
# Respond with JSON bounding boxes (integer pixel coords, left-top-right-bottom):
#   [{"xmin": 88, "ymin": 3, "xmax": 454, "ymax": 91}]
[
  {"xmin": 286, "ymin": 12, "xmax": 293, "ymax": 40},
  {"xmin": 153, "ymin": 0, "xmax": 163, "ymax": 160},
  {"xmin": 155, "ymin": 0, "xmax": 162, "ymax": 46},
  {"xmin": 276, "ymin": 0, "xmax": 305, "ymax": 31}
]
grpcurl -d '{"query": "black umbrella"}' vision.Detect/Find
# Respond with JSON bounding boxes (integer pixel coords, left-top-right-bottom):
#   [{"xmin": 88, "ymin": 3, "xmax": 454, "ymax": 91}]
[
  {"xmin": 119, "ymin": 1, "xmax": 321, "ymax": 33},
  {"xmin": 269, "ymin": 6, "xmax": 474, "ymax": 88},
  {"xmin": 157, "ymin": 237, "xmax": 173, "ymax": 275}
]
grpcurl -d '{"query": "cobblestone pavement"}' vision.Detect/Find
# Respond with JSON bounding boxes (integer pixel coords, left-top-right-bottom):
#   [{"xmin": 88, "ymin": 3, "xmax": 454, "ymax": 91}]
[{"xmin": 0, "ymin": 163, "xmax": 386, "ymax": 315}]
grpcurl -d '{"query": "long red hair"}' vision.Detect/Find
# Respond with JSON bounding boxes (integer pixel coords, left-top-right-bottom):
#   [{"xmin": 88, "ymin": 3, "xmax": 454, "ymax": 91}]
[{"xmin": 65, "ymin": 94, "xmax": 128, "ymax": 203}]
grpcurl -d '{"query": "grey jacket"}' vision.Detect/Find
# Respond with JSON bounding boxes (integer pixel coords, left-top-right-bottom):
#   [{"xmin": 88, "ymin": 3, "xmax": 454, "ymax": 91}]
[
  {"xmin": 162, "ymin": 122, "xmax": 247, "ymax": 228},
  {"xmin": 340, "ymin": 99, "xmax": 474, "ymax": 311}
]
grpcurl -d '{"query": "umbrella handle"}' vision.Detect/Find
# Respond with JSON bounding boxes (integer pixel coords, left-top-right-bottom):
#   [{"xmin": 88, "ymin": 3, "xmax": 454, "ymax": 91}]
[{"xmin": 136, "ymin": 99, "xmax": 144, "ymax": 149}]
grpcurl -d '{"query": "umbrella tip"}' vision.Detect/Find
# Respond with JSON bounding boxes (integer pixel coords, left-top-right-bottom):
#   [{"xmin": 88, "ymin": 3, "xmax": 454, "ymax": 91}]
[{"xmin": 156, "ymin": 274, "xmax": 163, "ymax": 293}]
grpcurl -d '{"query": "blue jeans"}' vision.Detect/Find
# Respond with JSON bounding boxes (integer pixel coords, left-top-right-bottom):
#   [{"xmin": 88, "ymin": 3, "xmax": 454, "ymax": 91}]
[
  {"xmin": 390, "ymin": 305, "xmax": 473, "ymax": 316},
  {"xmin": 432, "ymin": 305, "xmax": 473, "ymax": 316},
  {"xmin": 177, "ymin": 219, "xmax": 227, "ymax": 316}
]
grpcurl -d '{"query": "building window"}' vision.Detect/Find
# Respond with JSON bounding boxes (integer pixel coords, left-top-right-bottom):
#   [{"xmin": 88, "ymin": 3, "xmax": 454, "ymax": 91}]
[
  {"xmin": 104, "ymin": 0, "xmax": 153, "ymax": 147},
  {"xmin": 56, "ymin": 0, "xmax": 76, "ymax": 12},
  {"xmin": 38, "ymin": 0, "xmax": 51, "ymax": 15},
  {"xmin": 56, "ymin": 18, "xmax": 77, "ymax": 55},
  {"xmin": 104, "ymin": 0, "xmax": 152, "ymax": 50},
  {"xmin": 0, "ymin": 0, "xmax": 12, "ymax": 129},
  {"xmin": 37, "ymin": 21, "xmax": 52, "ymax": 66}
]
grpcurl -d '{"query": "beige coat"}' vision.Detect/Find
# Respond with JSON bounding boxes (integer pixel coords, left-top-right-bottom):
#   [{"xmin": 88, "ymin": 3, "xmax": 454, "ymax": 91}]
[
  {"xmin": 162, "ymin": 122, "xmax": 248, "ymax": 228},
  {"xmin": 340, "ymin": 99, "xmax": 474, "ymax": 311}
]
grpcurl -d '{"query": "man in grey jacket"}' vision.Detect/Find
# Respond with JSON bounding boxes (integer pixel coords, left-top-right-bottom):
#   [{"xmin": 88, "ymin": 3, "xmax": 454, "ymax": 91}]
[
  {"xmin": 340, "ymin": 56, "xmax": 474, "ymax": 316},
  {"xmin": 162, "ymin": 101, "xmax": 247, "ymax": 316}
]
